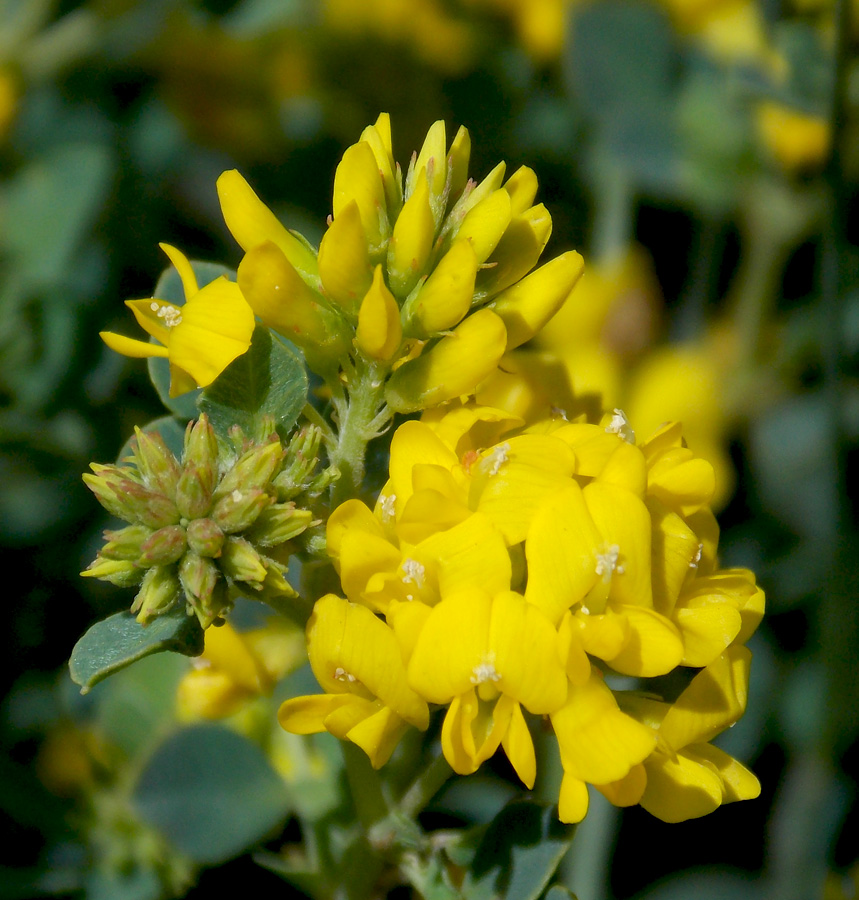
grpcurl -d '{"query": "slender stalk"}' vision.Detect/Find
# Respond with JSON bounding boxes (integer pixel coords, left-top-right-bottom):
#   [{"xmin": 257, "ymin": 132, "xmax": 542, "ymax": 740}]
[
  {"xmin": 341, "ymin": 742, "xmax": 389, "ymax": 830},
  {"xmin": 399, "ymin": 754, "xmax": 453, "ymax": 820}
]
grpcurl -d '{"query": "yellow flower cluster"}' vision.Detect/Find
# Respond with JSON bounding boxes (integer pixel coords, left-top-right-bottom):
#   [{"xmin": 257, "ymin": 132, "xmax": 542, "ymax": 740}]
[
  {"xmin": 280, "ymin": 403, "xmax": 763, "ymax": 823},
  {"xmin": 217, "ymin": 113, "xmax": 583, "ymax": 412}
]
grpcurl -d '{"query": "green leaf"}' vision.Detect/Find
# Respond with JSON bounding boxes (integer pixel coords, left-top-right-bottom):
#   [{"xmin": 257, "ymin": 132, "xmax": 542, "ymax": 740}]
[
  {"xmin": 133, "ymin": 724, "xmax": 290, "ymax": 864},
  {"xmin": 200, "ymin": 324, "xmax": 308, "ymax": 444},
  {"xmin": 460, "ymin": 800, "xmax": 576, "ymax": 900},
  {"xmin": 565, "ymin": 1, "xmax": 673, "ymax": 122},
  {"xmin": 545, "ymin": 887, "xmax": 579, "ymax": 900},
  {"xmin": 147, "ymin": 261, "xmax": 235, "ymax": 420},
  {"xmin": 68, "ymin": 608, "xmax": 204, "ymax": 694}
]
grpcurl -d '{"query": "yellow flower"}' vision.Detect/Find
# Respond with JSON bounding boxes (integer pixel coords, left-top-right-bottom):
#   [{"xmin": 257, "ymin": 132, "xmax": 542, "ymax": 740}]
[
  {"xmin": 617, "ymin": 645, "xmax": 761, "ymax": 822},
  {"xmin": 176, "ymin": 619, "xmax": 305, "ymax": 720},
  {"xmin": 100, "ymin": 244, "xmax": 255, "ymax": 396},
  {"xmin": 757, "ymin": 101, "xmax": 831, "ymax": 173},
  {"xmin": 278, "ymin": 594, "xmax": 429, "ymax": 767},
  {"xmin": 218, "ymin": 114, "xmax": 584, "ymax": 411},
  {"xmin": 408, "ymin": 588, "xmax": 567, "ymax": 787}
]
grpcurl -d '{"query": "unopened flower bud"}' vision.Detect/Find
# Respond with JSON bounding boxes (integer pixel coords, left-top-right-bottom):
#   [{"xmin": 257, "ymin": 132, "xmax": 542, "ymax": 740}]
[
  {"xmin": 131, "ymin": 428, "xmax": 181, "ymax": 496},
  {"xmin": 179, "ymin": 553, "xmax": 220, "ymax": 615},
  {"xmin": 81, "ymin": 556, "xmax": 141, "ymax": 587},
  {"xmin": 176, "ymin": 463, "xmax": 214, "ymax": 519},
  {"xmin": 211, "ymin": 487, "xmax": 271, "ymax": 533},
  {"xmin": 119, "ymin": 480, "xmax": 180, "ymax": 529},
  {"xmin": 215, "ymin": 441, "xmax": 284, "ymax": 499},
  {"xmin": 246, "ymin": 504, "xmax": 313, "ymax": 547},
  {"xmin": 221, "ymin": 537, "xmax": 267, "ymax": 585},
  {"xmin": 191, "ymin": 579, "xmax": 230, "ymax": 629},
  {"xmin": 131, "ymin": 565, "xmax": 181, "ymax": 623},
  {"xmin": 83, "ymin": 466, "xmax": 142, "ymax": 521},
  {"xmin": 186, "ymin": 517, "xmax": 225, "ymax": 557},
  {"xmin": 138, "ymin": 525, "xmax": 187, "ymax": 567},
  {"xmin": 183, "ymin": 415, "xmax": 219, "ymax": 491},
  {"xmin": 102, "ymin": 524, "xmax": 153, "ymax": 560}
]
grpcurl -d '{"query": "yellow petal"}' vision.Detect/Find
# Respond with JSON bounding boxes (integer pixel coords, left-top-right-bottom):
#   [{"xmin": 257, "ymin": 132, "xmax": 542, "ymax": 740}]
[
  {"xmin": 647, "ymin": 448, "xmax": 716, "ymax": 516},
  {"xmin": 457, "ymin": 188, "xmax": 512, "ymax": 264},
  {"xmin": 686, "ymin": 742, "xmax": 760, "ymax": 803},
  {"xmin": 387, "ymin": 170, "xmax": 435, "ymax": 297},
  {"xmin": 475, "ymin": 204, "xmax": 552, "ymax": 301},
  {"xmin": 347, "ymin": 706, "xmax": 410, "ymax": 768},
  {"xmin": 490, "ymin": 590, "xmax": 567, "ymax": 714},
  {"xmin": 217, "ymin": 169, "xmax": 318, "ymax": 277},
  {"xmin": 385, "ymin": 309, "xmax": 507, "ymax": 413},
  {"xmin": 491, "ymin": 250, "xmax": 585, "ymax": 350},
  {"xmin": 640, "ymin": 749, "xmax": 724, "ymax": 822},
  {"xmin": 504, "ymin": 166, "xmax": 539, "ymax": 216},
  {"xmin": 168, "ymin": 278, "xmax": 256, "ymax": 389},
  {"xmin": 201, "ymin": 621, "xmax": 269, "ymax": 694},
  {"xmin": 360, "ymin": 113, "xmax": 401, "ymax": 217},
  {"xmin": 649, "ymin": 499, "xmax": 701, "ymax": 616},
  {"xmin": 159, "ymin": 243, "xmax": 198, "ymax": 298},
  {"xmin": 447, "ymin": 125, "xmax": 471, "ymax": 201},
  {"xmin": 412, "ymin": 119, "xmax": 448, "ymax": 215},
  {"xmin": 317, "ymin": 200, "xmax": 373, "ymax": 313},
  {"xmin": 408, "ymin": 589, "xmax": 493, "ymax": 703},
  {"xmin": 100, "ymin": 331, "xmax": 168, "ymax": 359},
  {"xmin": 388, "ymin": 420, "xmax": 459, "ymax": 505},
  {"xmin": 278, "ymin": 693, "xmax": 353, "ymax": 734},
  {"xmin": 674, "ymin": 604, "xmax": 743, "ymax": 668},
  {"xmin": 558, "ymin": 772, "xmax": 590, "ymax": 823},
  {"xmin": 525, "ymin": 481, "xmax": 601, "ymax": 625},
  {"xmin": 595, "ymin": 763, "xmax": 647, "ymax": 808},
  {"xmin": 551, "ymin": 671, "xmax": 656, "ymax": 784},
  {"xmin": 502, "ymin": 701, "xmax": 537, "ymax": 788},
  {"xmin": 333, "ymin": 140, "xmax": 388, "ymax": 251},
  {"xmin": 403, "ymin": 239, "xmax": 478, "ymax": 337},
  {"xmin": 338, "ymin": 530, "xmax": 402, "ymax": 608},
  {"xmin": 125, "ymin": 298, "xmax": 178, "ymax": 346},
  {"xmin": 605, "ymin": 606, "xmax": 684, "ymax": 677},
  {"xmin": 356, "ymin": 265, "xmax": 403, "ymax": 361},
  {"xmin": 557, "ymin": 612, "xmax": 592, "ymax": 686},
  {"xmin": 237, "ymin": 241, "xmax": 345, "ymax": 354},
  {"xmin": 660, "ymin": 645, "xmax": 751, "ymax": 750},
  {"xmin": 176, "ymin": 669, "xmax": 251, "ymax": 721},
  {"xmin": 327, "ymin": 499, "xmax": 384, "ymax": 560}
]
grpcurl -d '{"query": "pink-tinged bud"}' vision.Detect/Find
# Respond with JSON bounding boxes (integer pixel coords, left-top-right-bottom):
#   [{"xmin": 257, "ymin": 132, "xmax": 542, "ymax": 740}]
[
  {"xmin": 220, "ymin": 537, "xmax": 267, "ymax": 585},
  {"xmin": 115, "ymin": 480, "xmax": 180, "ymax": 529},
  {"xmin": 210, "ymin": 487, "xmax": 271, "ymax": 534},
  {"xmin": 245, "ymin": 504, "xmax": 313, "ymax": 547},
  {"xmin": 215, "ymin": 441, "xmax": 284, "ymax": 499},
  {"xmin": 131, "ymin": 428, "xmax": 181, "ymax": 497},
  {"xmin": 255, "ymin": 559, "xmax": 298, "ymax": 603},
  {"xmin": 186, "ymin": 518, "xmax": 225, "ymax": 558},
  {"xmin": 81, "ymin": 556, "xmax": 142, "ymax": 587},
  {"xmin": 179, "ymin": 553, "xmax": 220, "ymax": 617},
  {"xmin": 183, "ymin": 415, "xmax": 220, "ymax": 489},
  {"xmin": 274, "ymin": 427, "xmax": 322, "ymax": 498},
  {"xmin": 83, "ymin": 467, "xmax": 142, "ymax": 521},
  {"xmin": 138, "ymin": 525, "xmax": 187, "ymax": 567},
  {"xmin": 190, "ymin": 579, "xmax": 230, "ymax": 630},
  {"xmin": 101, "ymin": 524, "xmax": 153, "ymax": 560},
  {"xmin": 176, "ymin": 463, "xmax": 214, "ymax": 519},
  {"xmin": 131, "ymin": 566, "xmax": 181, "ymax": 623}
]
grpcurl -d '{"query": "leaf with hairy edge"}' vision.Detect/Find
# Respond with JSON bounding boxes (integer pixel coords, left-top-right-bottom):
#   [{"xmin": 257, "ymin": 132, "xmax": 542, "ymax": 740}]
[{"xmin": 69, "ymin": 608, "xmax": 204, "ymax": 694}]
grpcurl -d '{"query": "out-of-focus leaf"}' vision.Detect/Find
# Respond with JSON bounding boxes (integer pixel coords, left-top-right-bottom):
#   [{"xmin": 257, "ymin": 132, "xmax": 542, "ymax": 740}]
[
  {"xmin": 748, "ymin": 392, "xmax": 837, "ymax": 540},
  {"xmin": 635, "ymin": 869, "xmax": 762, "ymax": 899},
  {"xmin": 69, "ymin": 609, "xmax": 204, "ymax": 694},
  {"xmin": 84, "ymin": 868, "xmax": 163, "ymax": 900},
  {"xmin": 545, "ymin": 887, "xmax": 579, "ymax": 900},
  {"xmin": 460, "ymin": 800, "xmax": 576, "ymax": 900},
  {"xmin": 565, "ymin": 1, "xmax": 673, "ymax": 121},
  {"xmin": 199, "ymin": 325, "xmax": 308, "ymax": 444},
  {"xmin": 0, "ymin": 143, "xmax": 112, "ymax": 289},
  {"xmin": 133, "ymin": 724, "xmax": 290, "ymax": 864}
]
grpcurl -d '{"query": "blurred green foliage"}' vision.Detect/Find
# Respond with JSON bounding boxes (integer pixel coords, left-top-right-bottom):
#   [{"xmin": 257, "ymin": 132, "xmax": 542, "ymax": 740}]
[{"xmin": 1, "ymin": 0, "xmax": 857, "ymax": 898}]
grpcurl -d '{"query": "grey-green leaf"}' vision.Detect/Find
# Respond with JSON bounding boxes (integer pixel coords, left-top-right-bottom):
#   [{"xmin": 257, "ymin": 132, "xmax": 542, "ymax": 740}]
[
  {"xmin": 69, "ymin": 608, "xmax": 204, "ymax": 694},
  {"xmin": 133, "ymin": 724, "xmax": 291, "ymax": 864},
  {"xmin": 200, "ymin": 324, "xmax": 308, "ymax": 444},
  {"xmin": 460, "ymin": 800, "xmax": 576, "ymax": 900}
]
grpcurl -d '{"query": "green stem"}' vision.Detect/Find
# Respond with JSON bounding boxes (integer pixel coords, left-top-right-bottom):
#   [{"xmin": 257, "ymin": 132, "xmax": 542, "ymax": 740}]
[
  {"xmin": 341, "ymin": 742, "xmax": 389, "ymax": 830},
  {"xmin": 328, "ymin": 359, "xmax": 387, "ymax": 507},
  {"xmin": 399, "ymin": 754, "xmax": 453, "ymax": 820}
]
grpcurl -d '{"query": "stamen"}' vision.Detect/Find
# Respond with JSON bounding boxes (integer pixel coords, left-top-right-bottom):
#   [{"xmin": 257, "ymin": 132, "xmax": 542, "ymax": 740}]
[
  {"xmin": 401, "ymin": 558, "xmax": 425, "ymax": 588},
  {"xmin": 378, "ymin": 493, "xmax": 397, "ymax": 522},
  {"xmin": 470, "ymin": 652, "xmax": 501, "ymax": 685},
  {"xmin": 154, "ymin": 303, "xmax": 183, "ymax": 328},
  {"xmin": 333, "ymin": 667, "xmax": 358, "ymax": 684},
  {"xmin": 605, "ymin": 408, "xmax": 635, "ymax": 444},
  {"xmin": 231, "ymin": 489, "xmax": 243, "ymax": 503},
  {"xmin": 595, "ymin": 544, "xmax": 624, "ymax": 581},
  {"xmin": 690, "ymin": 543, "xmax": 703, "ymax": 569},
  {"xmin": 485, "ymin": 442, "xmax": 510, "ymax": 476}
]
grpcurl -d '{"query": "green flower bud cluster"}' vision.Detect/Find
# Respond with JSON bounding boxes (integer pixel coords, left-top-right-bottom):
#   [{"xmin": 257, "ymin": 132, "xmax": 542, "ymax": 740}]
[{"xmin": 82, "ymin": 415, "xmax": 333, "ymax": 628}]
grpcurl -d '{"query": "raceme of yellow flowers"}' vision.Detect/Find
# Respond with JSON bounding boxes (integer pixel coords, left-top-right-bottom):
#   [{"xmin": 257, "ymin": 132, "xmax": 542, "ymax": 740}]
[{"xmin": 92, "ymin": 114, "xmax": 763, "ymax": 826}]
